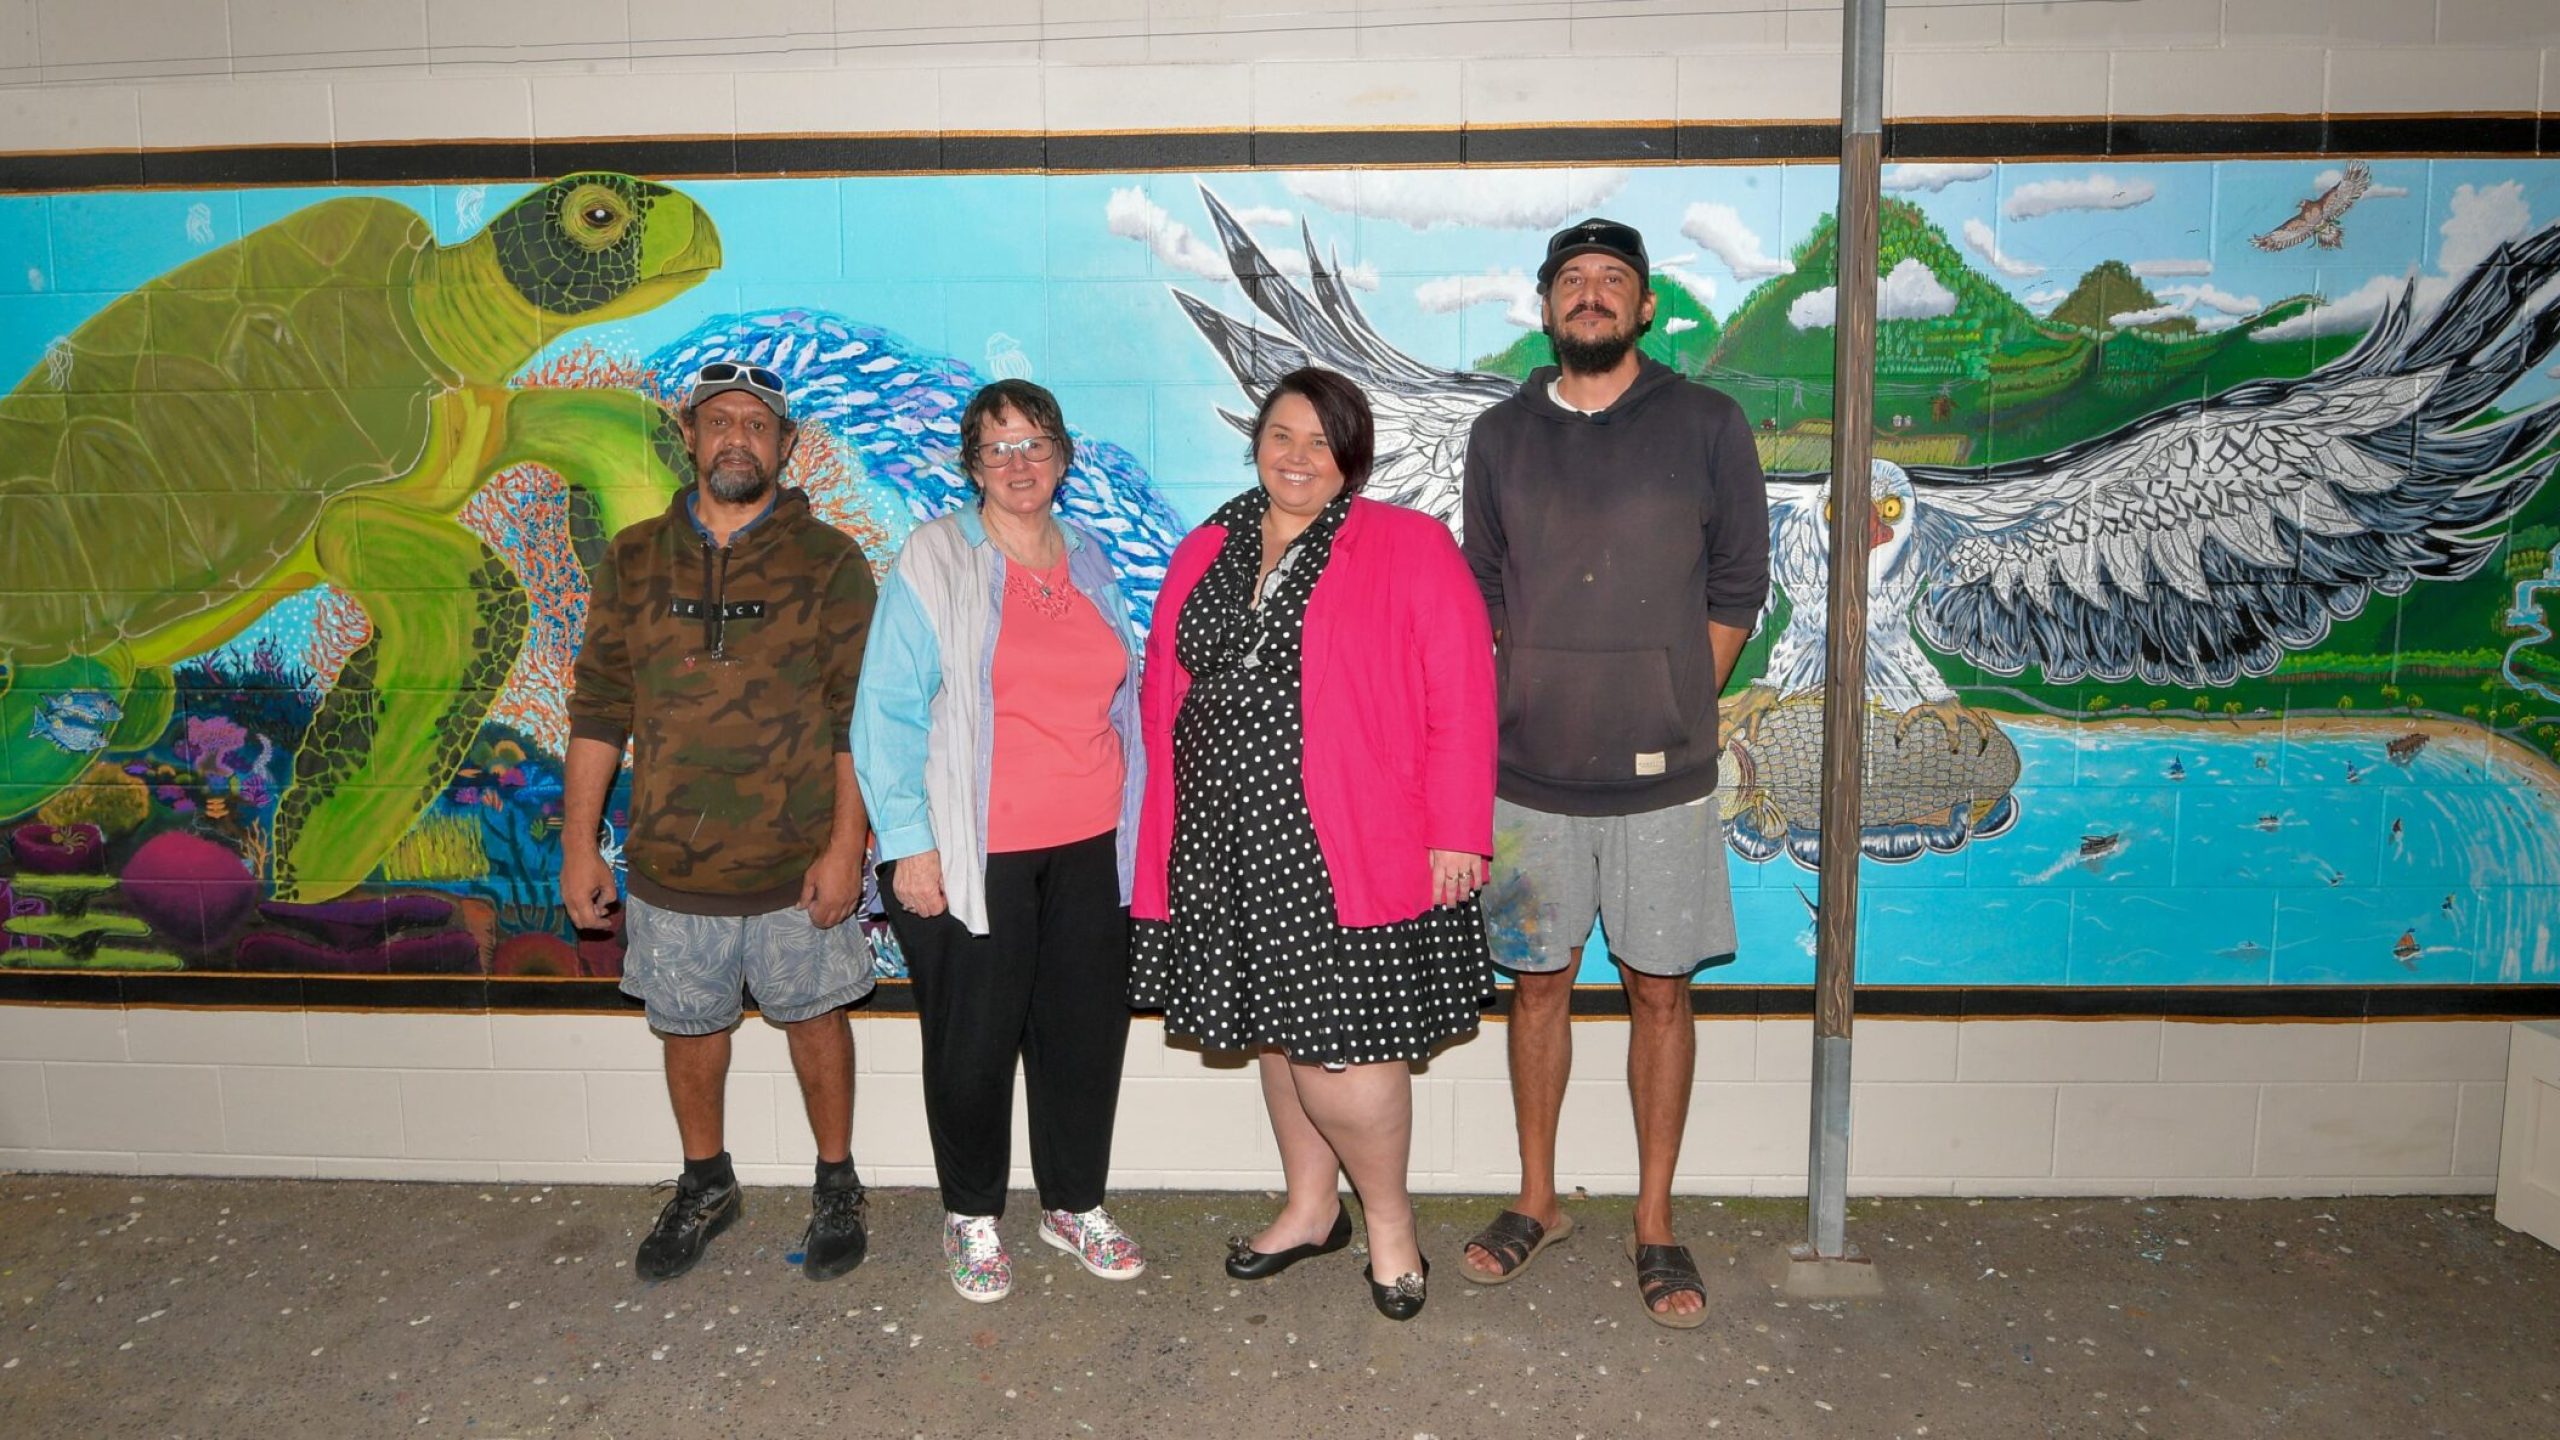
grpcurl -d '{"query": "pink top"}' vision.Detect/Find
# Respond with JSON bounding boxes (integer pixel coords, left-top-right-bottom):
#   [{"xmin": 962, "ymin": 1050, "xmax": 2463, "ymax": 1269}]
[
  {"xmin": 1135, "ymin": 496, "xmax": 1497, "ymax": 928},
  {"xmin": 989, "ymin": 556, "xmax": 1130, "ymax": 852}
]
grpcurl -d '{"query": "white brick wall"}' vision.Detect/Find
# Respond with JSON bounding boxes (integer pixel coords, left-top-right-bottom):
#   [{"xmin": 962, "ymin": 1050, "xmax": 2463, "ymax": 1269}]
[
  {"xmin": 0, "ymin": 1009, "xmax": 2512, "ymax": 1196},
  {"xmin": 0, "ymin": 1, "xmax": 2552, "ymax": 153}
]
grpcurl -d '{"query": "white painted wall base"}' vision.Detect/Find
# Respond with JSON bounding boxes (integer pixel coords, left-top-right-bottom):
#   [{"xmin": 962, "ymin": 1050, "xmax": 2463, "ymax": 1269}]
[
  {"xmin": 2495, "ymin": 1019, "xmax": 2560, "ymax": 1245},
  {"xmin": 0, "ymin": 1007, "xmax": 2511, "ymax": 1197}
]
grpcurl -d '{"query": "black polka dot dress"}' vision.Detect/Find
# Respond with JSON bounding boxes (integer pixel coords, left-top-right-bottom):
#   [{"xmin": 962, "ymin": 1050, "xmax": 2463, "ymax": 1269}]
[{"xmin": 1130, "ymin": 489, "xmax": 1493, "ymax": 1067}]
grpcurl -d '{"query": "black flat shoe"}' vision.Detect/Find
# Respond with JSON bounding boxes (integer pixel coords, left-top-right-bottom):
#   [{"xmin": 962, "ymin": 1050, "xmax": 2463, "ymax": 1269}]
[
  {"xmin": 1366, "ymin": 1256, "xmax": 1429, "ymax": 1321},
  {"xmin": 1224, "ymin": 1206, "xmax": 1353, "ymax": 1280}
]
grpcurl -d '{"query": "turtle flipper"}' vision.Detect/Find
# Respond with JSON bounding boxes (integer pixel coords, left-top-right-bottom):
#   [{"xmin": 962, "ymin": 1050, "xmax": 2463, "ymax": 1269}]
[
  {"xmin": 0, "ymin": 653, "xmax": 138, "ymax": 820},
  {"xmin": 488, "ymin": 386, "xmax": 691, "ymax": 549},
  {"xmin": 268, "ymin": 496, "xmax": 528, "ymax": 901}
]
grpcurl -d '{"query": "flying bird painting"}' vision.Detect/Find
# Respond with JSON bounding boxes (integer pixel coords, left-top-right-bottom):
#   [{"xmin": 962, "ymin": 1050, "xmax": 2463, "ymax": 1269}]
[
  {"xmin": 1172, "ymin": 188, "xmax": 1512, "ymax": 529},
  {"xmin": 1172, "ymin": 187, "xmax": 2560, "ymax": 865},
  {"xmin": 2251, "ymin": 161, "xmax": 2373, "ymax": 251}
]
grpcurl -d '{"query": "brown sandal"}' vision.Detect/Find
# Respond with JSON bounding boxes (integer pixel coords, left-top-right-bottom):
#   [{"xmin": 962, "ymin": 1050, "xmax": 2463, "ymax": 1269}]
[
  {"xmin": 1626, "ymin": 1236, "xmax": 1708, "ymax": 1329},
  {"xmin": 1459, "ymin": 1209, "xmax": 1574, "ymax": 1285}
]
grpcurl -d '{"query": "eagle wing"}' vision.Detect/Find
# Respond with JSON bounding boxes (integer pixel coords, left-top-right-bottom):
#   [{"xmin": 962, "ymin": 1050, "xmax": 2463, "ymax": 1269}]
[
  {"xmin": 1909, "ymin": 219, "xmax": 2560, "ymax": 686},
  {"xmin": 1174, "ymin": 186, "xmax": 1519, "ymax": 526}
]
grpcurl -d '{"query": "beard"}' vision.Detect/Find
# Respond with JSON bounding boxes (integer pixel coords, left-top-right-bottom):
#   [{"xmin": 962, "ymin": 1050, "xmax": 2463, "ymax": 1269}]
[
  {"xmin": 704, "ymin": 450, "xmax": 775, "ymax": 505},
  {"xmin": 1545, "ymin": 301, "xmax": 1644, "ymax": 375}
]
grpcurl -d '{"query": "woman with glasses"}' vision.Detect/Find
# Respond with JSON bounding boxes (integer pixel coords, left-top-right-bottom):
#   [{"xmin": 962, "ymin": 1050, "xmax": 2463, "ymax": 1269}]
[
  {"xmin": 1130, "ymin": 367, "xmax": 1497, "ymax": 1321},
  {"xmin": 852, "ymin": 379, "xmax": 1148, "ymax": 1303}
]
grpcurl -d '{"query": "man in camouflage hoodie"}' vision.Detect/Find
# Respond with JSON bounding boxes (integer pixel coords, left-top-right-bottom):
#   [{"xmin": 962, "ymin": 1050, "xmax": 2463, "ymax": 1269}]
[{"xmin": 561, "ymin": 361, "xmax": 878, "ymax": 1283}]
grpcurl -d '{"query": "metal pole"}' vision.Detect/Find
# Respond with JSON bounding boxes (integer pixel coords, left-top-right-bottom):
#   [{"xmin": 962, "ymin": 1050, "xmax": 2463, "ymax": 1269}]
[{"xmin": 1797, "ymin": 0, "xmax": 1885, "ymax": 1276}]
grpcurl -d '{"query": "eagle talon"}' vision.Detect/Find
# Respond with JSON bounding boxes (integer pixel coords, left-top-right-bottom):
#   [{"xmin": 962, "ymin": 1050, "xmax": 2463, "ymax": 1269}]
[
  {"xmin": 1723, "ymin": 686, "xmax": 1784, "ymax": 746},
  {"xmin": 1897, "ymin": 698, "xmax": 1991, "ymax": 755}
]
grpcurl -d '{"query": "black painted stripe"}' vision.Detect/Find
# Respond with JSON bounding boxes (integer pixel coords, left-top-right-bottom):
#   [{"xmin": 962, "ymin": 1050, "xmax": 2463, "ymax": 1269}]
[
  {"xmin": 734, "ymin": 134, "xmax": 943, "ymax": 175},
  {"xmin": 531, "ymin": 137, "xmax": 740, "ymax": 179},
  {"xmin": 1044, "ymin": 131, "xmax": 1254, "ymax": 173},
  {"xmin": 139, "ymin": 144, "xmax": 335, "ymax": 188},
  {"xmin": 3, "ymin": 115, "xmax": 2550, "ymax": 194},
  {"xmin": 333, "ymin": 141, "xmax": 536, "ymax": 183},
  {"xmin": 1253, "ymin": 128, "xmax": 1463, "ymax": 167},
  {"xmin": 13, "ymin": 971, "xmax": 2557, "ymax": 1021},
  {"xmin": 1463, "ymin": 124, "xmax": 1678, "ymax": 164},
  {"xmin": 1888, "ymin": 119, "xmax": 2113, "ymax": 159},
  {"xmin": 1675, "ymin": 123, "xmax": 1840, "ymax": 161}
]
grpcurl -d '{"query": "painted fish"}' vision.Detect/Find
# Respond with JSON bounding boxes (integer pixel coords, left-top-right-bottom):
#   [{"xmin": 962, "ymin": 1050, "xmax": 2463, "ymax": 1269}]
[
  {"xmin": 29, "ymin": 690, "xmax": 121, "ymax": 754},
  {"xmin": 648, "ymin": 311, "xmax": 1190, "ymax": 626}
]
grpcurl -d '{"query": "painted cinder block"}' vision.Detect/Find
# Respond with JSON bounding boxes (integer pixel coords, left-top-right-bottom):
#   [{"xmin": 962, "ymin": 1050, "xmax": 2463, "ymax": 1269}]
[
  {"xmin": 0, "ymin": 1059, "xmax": 48, "ymax": 1149},
  {"xmin": 0, "ymin": 1005, "xmax": 128, "ymax": 1062},
  {"xmin": 123, "ymin": 1007, "xmax": 307, "ymax": 1067},
  {"xmin": 2456, "ymin": 1082, "xmax": 2507, "ymax": 1178},
  {"xmin": 491, "ymin": 1015, "xmax": 667, "ymax": 1072},
  {"xmin": 2360, "ymin": 1021, "xmax": 2514, "ymax": 1083},
  {"xmin": 2052, "ymin": 1083, "xmax": 2258, "ymax": 1178},
  {"xmin": 306, "ymin": 1010, "xmax": 492, "ymax": 1070},
  {"xmin": 399, "ymin": 1069, "xmax": 592, "ymax": 1161},
  {"xmin": 1958, "ymin": 1020, "xmax": 2163, "ymax": 1083},
  {"xmin": 218, "ymin": 1065, "xmax": 405, "ymax": 1158},
  {"xmin": 44, "ymin": 1062, "xmax": 224, "ymax": 1155},
  {"xmin": 584, "ymin": 1067, "xmax": 777, "ymax": 1163},
  {"xmin": 2160, "ymin": 1023, "xmax": 2362, "ymax": 1083},
  {"xmin": 2256, "ymin": 1083, "xmax": 2461, "ymax": 1178},
  {"xmin": 34, "ymin": 0, "xmax": 228, "ymax": 80},
  {"xmin": 1850, "ymin": 1084, "xmax": 2060, "ymax": 1179}
]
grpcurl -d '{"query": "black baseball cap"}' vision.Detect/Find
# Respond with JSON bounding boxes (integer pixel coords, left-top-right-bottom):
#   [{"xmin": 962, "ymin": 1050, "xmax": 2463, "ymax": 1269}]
[{"xmin": 1537, "ymin": 218, "xmax": 1649, "ymax": 290}]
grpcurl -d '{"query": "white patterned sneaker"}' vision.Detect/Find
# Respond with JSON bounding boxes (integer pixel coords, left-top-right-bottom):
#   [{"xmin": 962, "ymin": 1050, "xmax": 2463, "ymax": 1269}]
[
  {"xmin": 1039, "ymin": 1206, "xmax": 1147, "ymax": 1280},
  {"xmin": 943, "ymin": 1213, "xmax": 1011, "ymax": 1303}
]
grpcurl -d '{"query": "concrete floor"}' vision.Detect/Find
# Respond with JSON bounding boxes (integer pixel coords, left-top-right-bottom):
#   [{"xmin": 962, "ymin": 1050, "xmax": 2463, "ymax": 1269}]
[{"xmin": 0, "ymin": 1177, "xmax": 2553, "ymax": 1439}]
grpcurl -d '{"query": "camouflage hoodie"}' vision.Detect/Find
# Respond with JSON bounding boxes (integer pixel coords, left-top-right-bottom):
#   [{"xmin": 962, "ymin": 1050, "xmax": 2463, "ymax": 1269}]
[{"xmin": 568, "ymin": 487, "xmax": 877, "ymax": 915}]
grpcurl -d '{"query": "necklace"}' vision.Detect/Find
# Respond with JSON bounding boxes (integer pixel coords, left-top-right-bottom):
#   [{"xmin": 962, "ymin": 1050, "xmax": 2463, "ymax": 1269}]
[
  {"xmin": 1007, "ymin": 556, "xmax": 1073, "ymax": 618},
  {"xmin": 989, "ymin": 513, "xmax": 1073, "ymax": 619}
]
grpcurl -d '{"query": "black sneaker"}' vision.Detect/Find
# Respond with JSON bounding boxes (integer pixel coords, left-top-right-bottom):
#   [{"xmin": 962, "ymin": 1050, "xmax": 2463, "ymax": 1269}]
[
  {"xmin": 801, "ymin": 1177, "xmax": 870, "ymax": 1281},
  {"xmin": 635, "ymin": 1176, "xmax": 740, "ymax": 1282}
]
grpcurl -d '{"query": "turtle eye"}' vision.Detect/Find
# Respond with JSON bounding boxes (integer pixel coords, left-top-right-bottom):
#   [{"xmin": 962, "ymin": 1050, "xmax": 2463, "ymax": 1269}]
[{"xmin": 558, "ymin": 182, "xmax": 634, "ymax": 251}]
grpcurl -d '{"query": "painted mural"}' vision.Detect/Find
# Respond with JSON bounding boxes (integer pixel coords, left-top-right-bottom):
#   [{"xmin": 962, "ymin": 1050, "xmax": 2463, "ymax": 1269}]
[{"xmin": 4, "ymin": 158, "xmax": 2559, "ymax": 989}]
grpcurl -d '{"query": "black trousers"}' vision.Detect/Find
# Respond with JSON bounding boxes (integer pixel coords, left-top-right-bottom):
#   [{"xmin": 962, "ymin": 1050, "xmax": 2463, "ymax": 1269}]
[{"xmin": 881, "ymin": 829, "xmax": 1132, "ymax": 1218}]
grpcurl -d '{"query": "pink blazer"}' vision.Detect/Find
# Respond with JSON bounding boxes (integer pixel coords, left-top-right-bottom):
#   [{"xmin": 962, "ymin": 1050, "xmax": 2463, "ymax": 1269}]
[{"xmin": 1135, "ymin": 496, "xmax": 1497, "ymax": 928}]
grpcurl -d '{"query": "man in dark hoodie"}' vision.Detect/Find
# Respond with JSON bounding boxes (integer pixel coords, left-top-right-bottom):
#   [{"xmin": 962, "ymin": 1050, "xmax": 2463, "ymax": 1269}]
[
  {"xmin": 560, "ymin": 362, "xmax": 879, "ymax": 1285},
  {"xmin": 1456, "ymin": 219, "xmax": 1771, "ymax": 1328}
]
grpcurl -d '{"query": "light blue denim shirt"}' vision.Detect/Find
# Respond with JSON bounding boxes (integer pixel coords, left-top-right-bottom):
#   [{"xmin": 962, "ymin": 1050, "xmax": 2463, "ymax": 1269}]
[{"xmin": 851, "ymin": 508, "xmax": 1145, "ymax": 936}]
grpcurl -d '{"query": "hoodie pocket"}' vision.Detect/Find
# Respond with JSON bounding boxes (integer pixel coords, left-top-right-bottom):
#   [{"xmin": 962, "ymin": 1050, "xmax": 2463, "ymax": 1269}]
[{"xmin": 1499, "ymin": 645, "xmax": 1686, "ymax": 783}]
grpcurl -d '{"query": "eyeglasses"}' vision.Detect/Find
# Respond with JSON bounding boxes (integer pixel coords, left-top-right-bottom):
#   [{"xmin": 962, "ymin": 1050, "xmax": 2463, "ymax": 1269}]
[{"xmin": 972, "ymin": 436, "xmax": 1059, "ymax": 468}]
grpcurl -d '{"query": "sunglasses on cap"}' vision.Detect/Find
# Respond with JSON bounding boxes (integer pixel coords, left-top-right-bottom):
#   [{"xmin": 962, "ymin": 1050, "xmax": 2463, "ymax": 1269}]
[{"xmin": 682, "ymin": 360, "xmax": 791, "ymax": 421}]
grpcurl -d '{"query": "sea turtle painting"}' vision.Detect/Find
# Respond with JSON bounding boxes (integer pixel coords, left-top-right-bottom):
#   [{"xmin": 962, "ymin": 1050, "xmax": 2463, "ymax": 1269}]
[{"xmin": 0, "ymin": 173, "xmax": 721, "ymax": 900}]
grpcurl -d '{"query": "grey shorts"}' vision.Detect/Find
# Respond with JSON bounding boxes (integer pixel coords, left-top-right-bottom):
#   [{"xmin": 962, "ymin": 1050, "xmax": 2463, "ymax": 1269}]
[
  {"xmin": 1484, "ymin": 795, "xmax": 1738, "ymax": 977},
  {"xmin": 619, "ymin": 894, "xmax": 876, "ymax": 1035}
]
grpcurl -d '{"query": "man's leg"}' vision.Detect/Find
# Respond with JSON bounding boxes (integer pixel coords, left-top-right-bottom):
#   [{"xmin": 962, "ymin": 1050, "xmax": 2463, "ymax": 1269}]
[
  {"xmin": 664, "ymin": 1029, "xmax": 733, "ymax": 1160},
  {"xmin": 1604, "ymin": 798, "xmax": 1727, "ymax": 1322},
  {"xmin": 1463, "ymin": 799, "xmax": 1597, "ymax": 1280},
  {"xmin": 748, "ymin": 896, "xmax": 877, "ymax": 1167},
  {"xmin": 1462, "ymin": 962, "xmax": 1575, "ymax": 1277},
  {"xmin": 1623, "ymin": 969, "xmax": 1698, "ymax": 1261},
  {"xmin": 782, "ymin": 1010, "xmax": 853, "ymax": 1165},
  {"xmin": 753, "ymin": 901, "xmax": 877, "ymax": 1282}
]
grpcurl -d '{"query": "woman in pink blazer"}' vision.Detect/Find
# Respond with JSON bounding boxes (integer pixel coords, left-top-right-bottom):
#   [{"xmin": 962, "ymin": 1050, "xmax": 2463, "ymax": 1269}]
[{"xmin": 1130, "ymin": 366, "xmax": 1497, "ymax": 1321}]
